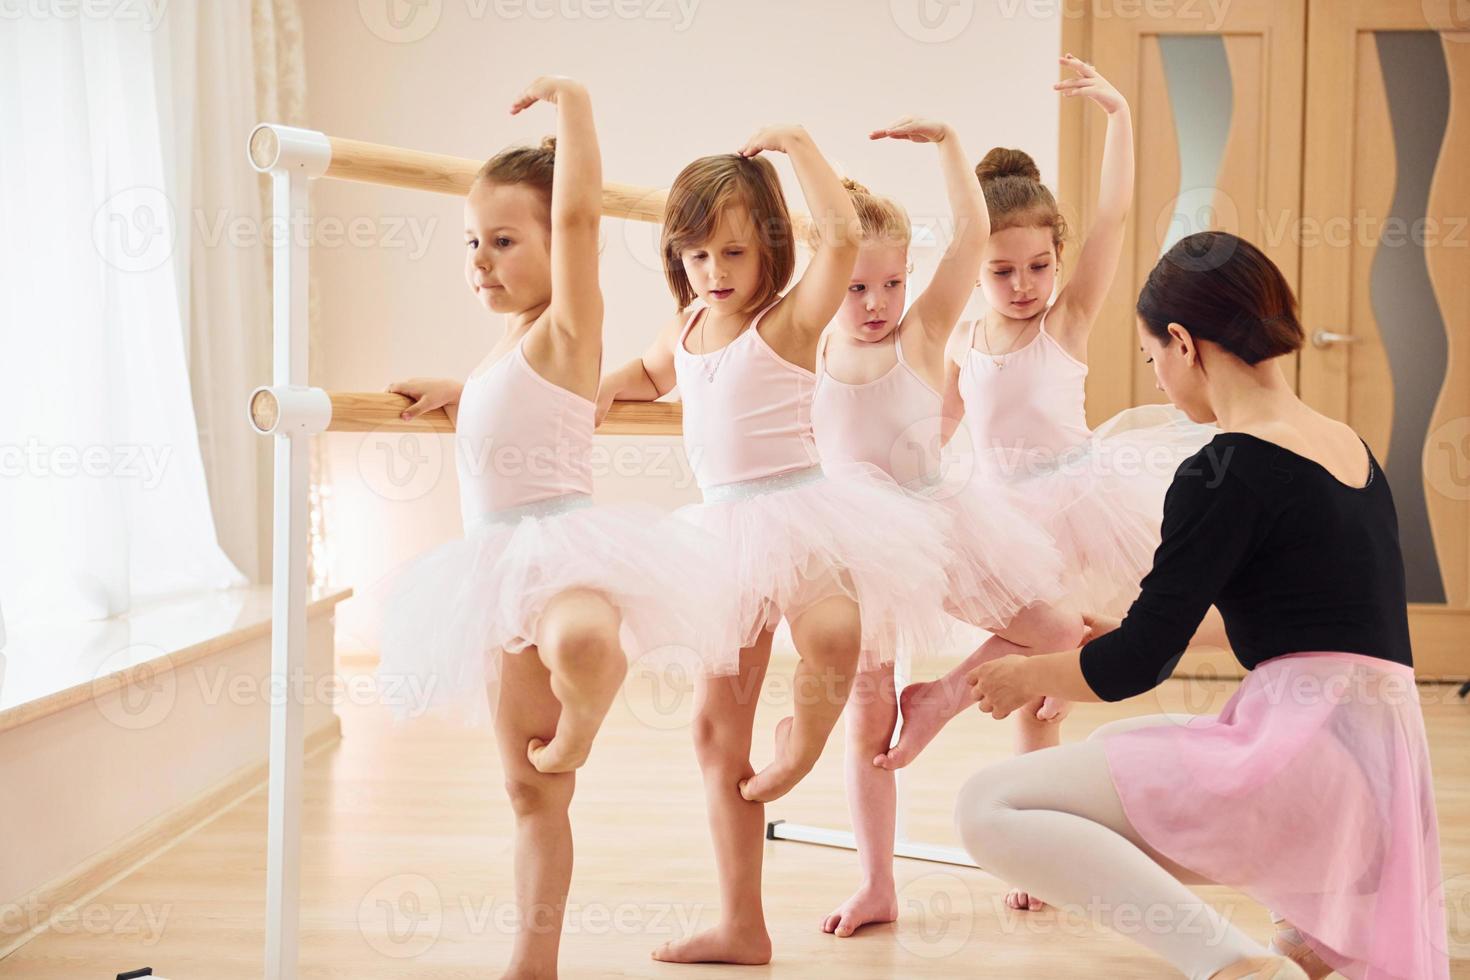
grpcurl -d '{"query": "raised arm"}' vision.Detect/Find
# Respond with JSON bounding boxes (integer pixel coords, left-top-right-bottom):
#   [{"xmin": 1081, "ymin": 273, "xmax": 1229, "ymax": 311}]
[
  {"xmin": 511, "ymin": 76, "xmax": 604, "ymax": 349},
  {"xmin": 870, "ymin": 118, "xmax": 989, "ymax": 349},
  {"xmin": 1047, "ymin": 54, "xmax": 1134, "ymax": 354},
  {"xmin": 740, "ymin": 125, "xmax": 860, "ymax": 345}
]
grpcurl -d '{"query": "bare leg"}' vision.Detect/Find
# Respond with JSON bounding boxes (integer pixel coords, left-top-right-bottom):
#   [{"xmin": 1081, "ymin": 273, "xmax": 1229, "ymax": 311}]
[
  {"xmin": 493, "ymin": 644, "xmax": 575, "ymax": 979},
  {"xmin": 740, "ymin": 594, "xmax": 863, "ymax": 803},
  {"xmin": 824, "ymin": 665, "xmax": 900, "ymax": 937},
  {"xmin": 879, "ymin": 600, "xmax": 1085, "ymax": 770},
  {"xmin": 955, "ymin": 742, "xmax": 1274, "ymax": 979},
  {"xmin": 526, "ymin": 589, "xmax": 627, "ymax": 774},
  {"xmin": 651, "ymin": 631, "xmax": 774, "ymax": 965}
]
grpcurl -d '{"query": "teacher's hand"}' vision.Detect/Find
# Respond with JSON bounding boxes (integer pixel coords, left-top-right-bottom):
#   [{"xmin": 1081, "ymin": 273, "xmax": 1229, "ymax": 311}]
[{"xmin": 968, "ymin": 655, "xmax": 1042, "ymax": 721}]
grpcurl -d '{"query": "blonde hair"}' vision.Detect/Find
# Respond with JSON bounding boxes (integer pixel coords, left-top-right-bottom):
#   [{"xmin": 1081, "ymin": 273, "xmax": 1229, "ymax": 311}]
[
  {"xmin": 473, "ymin": 136, "xmax": 557, "ymax": 221},
  {"xmin": 801, "ymin": 177, "xmax": 910, "ymax": 252},
  {"xmin": 661, "ymin": 154, "xmax": 795, "ymax": 312},
  {"xmin": 975, "ymin": 146, "xmax": 1068, "ymax": 257}
]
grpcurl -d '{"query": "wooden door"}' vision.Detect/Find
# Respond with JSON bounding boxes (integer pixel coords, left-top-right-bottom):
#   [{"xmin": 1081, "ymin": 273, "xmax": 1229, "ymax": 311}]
[
  {"xmin": 1298, "ymin": 0, "xmax": 1470, "ymax": 676},
  {"xmin": 1062, "ymin": 1, "xmax": 1468, "ymax": 677},
  {"xmin": 1061, "ymin": 0, "xmax": 1306, "ymax": 424}
]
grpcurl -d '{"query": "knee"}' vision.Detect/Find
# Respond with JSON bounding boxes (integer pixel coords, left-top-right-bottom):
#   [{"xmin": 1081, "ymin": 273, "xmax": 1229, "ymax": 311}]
[
  {"xmin": 793, "ymin": 600, "xmax": 862, "ymax": 665},
  {"xmin": 691, "ymin": 713, "xmax": 747, "ymax": 775},
  {"xmin": 503, "ymin": 770, "xmax": 570, "ymax": 818},
  {"xmin": 539, "ymin": 592, "xmax": 622, "ymax": 661},
  {"xmin": 1086, "ymin": 718, "xmax": 1126, "ymax": 743},
  {"xmin": 1028, "ymin": 604, "xmax": 1087, "ymax": 652},
  {"xmin": 953, "ymin": 770, "xmax": 1015, "ymax": 867}
]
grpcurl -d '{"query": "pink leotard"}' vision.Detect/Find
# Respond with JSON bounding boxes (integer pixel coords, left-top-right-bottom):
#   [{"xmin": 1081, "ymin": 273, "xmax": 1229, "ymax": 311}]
[
  {"xmin": 455, "ymin": 334, "xmax": 594, "ymax": 527},
  {"xmin": 956, "ymin": 311, "xmax": 1091, "ymax": 464},
  {"xmin": 673, "ymin": 302, "xmax": 822, "ymax": 491},
  {"xmin": 811, "ymin": 327, "xmax": 944, "ymax": 488}
]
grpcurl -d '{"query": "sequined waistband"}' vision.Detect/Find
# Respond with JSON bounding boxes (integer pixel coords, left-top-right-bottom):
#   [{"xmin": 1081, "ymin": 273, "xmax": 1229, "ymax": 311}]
[
  {"xmin": 701, "ymin": 465, "xmax": 825, "ymax": 504},
  {"xmin": 465, "ymin": 492, "xmax": 593, "ymax": 533}
]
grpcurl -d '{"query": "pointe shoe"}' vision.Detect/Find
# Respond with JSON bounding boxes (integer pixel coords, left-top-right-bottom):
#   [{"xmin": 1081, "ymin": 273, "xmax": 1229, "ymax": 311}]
[
  {"xmin": 1209, "ymin": 956, "xmax": 1309, "ymax": 980},
  {"xmin": 1269, "ymin": 923, "xmax": 1335, "ymax": 979}
]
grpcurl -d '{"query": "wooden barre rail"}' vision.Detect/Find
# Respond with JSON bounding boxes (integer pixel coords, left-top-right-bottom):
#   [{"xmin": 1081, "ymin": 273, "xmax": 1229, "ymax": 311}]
[
  {"xmin": 249, "ymin": 125, "xmax": 668, "ymax": 219},
  {"xmin": 248, "ymin": 123, "xmax": 814, "ymax": 237},
  {"xmin": 249, "ymin": 388, "xmax": 681, "ymax": 436}
]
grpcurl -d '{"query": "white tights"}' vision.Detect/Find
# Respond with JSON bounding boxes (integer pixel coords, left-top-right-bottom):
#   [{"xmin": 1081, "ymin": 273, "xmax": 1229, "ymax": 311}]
[{"xmin": 954, "ymin": 714, "xmax": 1271, "ymax": 979}]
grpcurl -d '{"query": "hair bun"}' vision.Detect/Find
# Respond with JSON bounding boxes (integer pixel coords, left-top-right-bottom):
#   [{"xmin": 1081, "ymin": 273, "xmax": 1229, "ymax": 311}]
[
  {"xmin": 840, "ymin": 176, "xmax": 871, "ymax": 195},
  {"xmin": 975, "ymin": 147, "xmax": 1040, "ymax": 184},
  {"xmin": 538, "ymin": 135, "xmax": 557, "ymax": 153}
]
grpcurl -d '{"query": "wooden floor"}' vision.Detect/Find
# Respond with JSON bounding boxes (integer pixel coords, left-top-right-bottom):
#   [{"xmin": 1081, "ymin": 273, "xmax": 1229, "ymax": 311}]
[{"xmin": 4, "ymin": 659, "xmax": 1468, "ymax": 978}]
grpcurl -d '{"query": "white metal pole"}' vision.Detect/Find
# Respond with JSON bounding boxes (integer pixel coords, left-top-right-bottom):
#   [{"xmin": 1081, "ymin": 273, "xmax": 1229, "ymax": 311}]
[{"xmin": 263, "ymin": 169, "xmax": 310, "ymax": 980}]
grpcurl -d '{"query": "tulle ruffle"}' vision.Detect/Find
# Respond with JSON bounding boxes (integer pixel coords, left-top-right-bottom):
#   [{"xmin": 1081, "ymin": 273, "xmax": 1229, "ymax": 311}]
[
  {"xmin": 365, "ymin": 499, "xmax": 740, "ymax": 727},
  {"xmin": 678, "ymin": 465, "xmax": 953, "ymax": 672},
  {"xmin": 975, "ymin": 404, "xmax": 1217, "ymax": 617}
]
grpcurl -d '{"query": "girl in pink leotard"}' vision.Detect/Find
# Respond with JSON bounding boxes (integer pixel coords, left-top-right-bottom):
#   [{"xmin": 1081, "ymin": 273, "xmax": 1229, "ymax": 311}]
[
  {"xmin": 598, "ymin": 124, "xmax": 954, "ymax": 966},
  {"xmin": 809, "ymin": 112, "xmax": 1085, "ymax": 934},
  {"xmin": 895, "ymin": 56, "xmax": 1216, "ymax": 909},
  {"xmin": 369, "ymin": 77, "xmax": 737, "ymax": 978}
]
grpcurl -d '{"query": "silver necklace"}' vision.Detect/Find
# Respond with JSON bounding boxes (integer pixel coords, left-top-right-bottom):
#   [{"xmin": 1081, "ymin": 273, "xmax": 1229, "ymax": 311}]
[
  {"xmin": 982, "ymin": 316, "xmax": 1027, "ymax": 369},
  {"xmin": 698, "ymin": 309, "xmax": 736, "ymax": 382}
]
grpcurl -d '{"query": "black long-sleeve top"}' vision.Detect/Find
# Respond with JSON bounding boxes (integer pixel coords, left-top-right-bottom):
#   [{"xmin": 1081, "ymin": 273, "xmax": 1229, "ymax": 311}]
[{"xmin": 1079, "ymin": 432, "xmax": 1413, "ymax": 702}]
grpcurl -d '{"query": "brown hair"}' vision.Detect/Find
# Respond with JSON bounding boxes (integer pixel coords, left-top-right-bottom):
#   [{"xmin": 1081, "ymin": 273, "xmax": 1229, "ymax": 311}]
[
  {"xmin": 661, "ymin": 154, "xmax": 795, "ymax": 312},
  {"xmin": 1137, "ymin": 232, "xmax": 1303, "ymax": 365},
  {"xmin": 473, "ymin": 136, "xmax": 557, "ymax": 220},
  {"xmin": 806, "ymin": 177, "xmax": 910, "ymax": 251},
  {"xmin": 975, "ymin": 147, "xmax": 1068, "ymax": 257}
]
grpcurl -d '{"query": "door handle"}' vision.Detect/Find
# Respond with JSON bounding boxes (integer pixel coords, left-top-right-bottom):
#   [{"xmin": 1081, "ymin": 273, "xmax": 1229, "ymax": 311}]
[{"xmin": 1311, "ymin": 329, "xmax": 1360, "ymax": 349}]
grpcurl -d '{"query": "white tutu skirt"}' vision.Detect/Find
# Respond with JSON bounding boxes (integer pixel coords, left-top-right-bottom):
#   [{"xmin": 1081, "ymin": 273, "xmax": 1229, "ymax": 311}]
[
  {"xmin": 912, "ymin": 475, "xmax": 1069, "ymax": 633},
  {"xmin": 365, "ymin": 496, "xmax": 741, "ymax": 727},
  {"xmin": 977, "ymin": 405, "xmax": 1218, "ymax": 618},
  {"xmin": 678, "ymin": 465, "xmax": 954, "ymax": 672}
]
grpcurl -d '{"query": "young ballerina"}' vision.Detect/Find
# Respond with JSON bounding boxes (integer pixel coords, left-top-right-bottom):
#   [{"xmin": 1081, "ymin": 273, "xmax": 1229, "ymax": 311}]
[
  {"xmin": 597, "ymin": 124, "xmax": 954, "ymax": 964},
  {"xmin": 960, "ymin": 231, "xmax": 1448, "ymax": 980},
  {"xmin": 882, "ymin": 58, "xmax": 1216, "ymax": 807},
  {"xmin": 808, "ymin": 115, "xmax": 1087, "ymax": 934},
  {"xmin": 373, "ymin": 77, "xmax": 738, "ymax": 978}
]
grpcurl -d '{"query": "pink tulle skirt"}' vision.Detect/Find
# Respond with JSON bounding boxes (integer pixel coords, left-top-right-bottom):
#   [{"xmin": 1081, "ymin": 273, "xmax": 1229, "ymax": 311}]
[
  {"xmin": 1104, "ymin": 652, "xmax": 1448, "ymax": 980},
  {"xmin": 678, "ymin": 464, "xmax": 953, "ymax": 672},
  {"xmin": 367, "ymin": 493, "xmax": 741, "ymax": 727},
  {"xmin": 978, "ymin": 404, "xmax": 1217, "ymax": 617}
]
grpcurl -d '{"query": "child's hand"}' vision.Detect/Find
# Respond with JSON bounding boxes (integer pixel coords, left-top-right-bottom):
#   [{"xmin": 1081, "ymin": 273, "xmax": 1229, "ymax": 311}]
[
  {"xmin": 869, "ymin": 117, "xmax": 951, "ymax": 144},
  {"xmin": 1054, "ymin": 54, "xmax": 1126, "ymax": 115},
  {"xmin": 594, "ymin": 383, "xmax": 617, "ymax": 427},
  {"xmin": 738, "ymin": 124, "xmax": 806, "ymax": 157},
  {"xmin": 510, "ymin": 75, "xmax": 585, "ymax": 114},
  {"xmin": 386, "ymin": 377, "xmax": 462, "ymax": 421},
  {"xmin": 1080, "ymin": 612, "xmax": 1123, "ymax": 644}
]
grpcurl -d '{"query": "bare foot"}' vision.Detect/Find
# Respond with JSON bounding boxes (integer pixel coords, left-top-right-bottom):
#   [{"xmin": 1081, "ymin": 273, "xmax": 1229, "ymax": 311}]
[
  {"xmin": 526, "ymin": 736, "xmax": 589, "ymax": 773},
  {"xmin": 739, "ymin": 716, "xmax": 816, "ymax": 803},
  {"xmin": 528, "ymin": 652, "xmax": 627, "ymax": 774},
  {"xmin": 1005, "ymin": 887, "xmax": 1046, "ymax": 912},
  {"xmin": 821, "ymin": 881, "xmax": 898, "ymax": 938},
  {"xmin": 1035, "ymin": 695, "xmax": 1073, "ymax": 724},
  {"xmin": 651, "ymin": 923, "xmax": 772, "ymax": 964},
  {"xmin": 874, "ymin": 680, "xmax": 956, "ymax": 770}
]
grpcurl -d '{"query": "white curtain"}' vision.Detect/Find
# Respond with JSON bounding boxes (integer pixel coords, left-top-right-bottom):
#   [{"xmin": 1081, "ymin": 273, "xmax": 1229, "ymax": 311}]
[{"xmin": 0, "ymin": 6, "xmax": 254, "ymax": 624}]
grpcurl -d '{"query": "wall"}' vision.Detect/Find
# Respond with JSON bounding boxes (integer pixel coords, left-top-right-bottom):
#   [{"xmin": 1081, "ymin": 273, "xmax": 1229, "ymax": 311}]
[{"xmin": 295, "ymin": 0, "xmax": 1062, "ymax": 648}]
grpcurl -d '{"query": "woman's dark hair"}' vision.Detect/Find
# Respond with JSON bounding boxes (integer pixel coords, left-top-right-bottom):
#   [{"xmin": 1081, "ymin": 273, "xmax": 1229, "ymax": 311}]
[{"xmin": 1137, "ymin": 232, "xmax": 1303, "ymax": 365}]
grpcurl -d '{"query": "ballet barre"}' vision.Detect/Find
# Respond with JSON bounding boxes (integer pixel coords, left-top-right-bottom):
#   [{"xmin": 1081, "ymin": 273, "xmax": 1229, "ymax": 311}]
[
  {"xmin": 246, "ymin": 121, "xmax": 960, "ymax": 980},
  {"xmin": 246, "ymin": 387, "xmax": 683, "ymax": 436}
]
